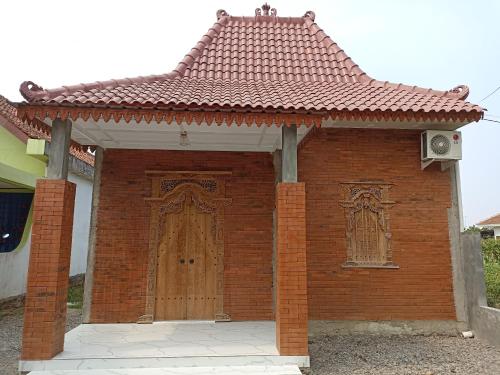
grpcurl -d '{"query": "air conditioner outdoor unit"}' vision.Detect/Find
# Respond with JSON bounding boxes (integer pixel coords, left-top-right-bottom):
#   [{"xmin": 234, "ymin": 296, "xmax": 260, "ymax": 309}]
[{"xmin": 421, "ymin": 130, "xmax": 462, "ymax": 161}]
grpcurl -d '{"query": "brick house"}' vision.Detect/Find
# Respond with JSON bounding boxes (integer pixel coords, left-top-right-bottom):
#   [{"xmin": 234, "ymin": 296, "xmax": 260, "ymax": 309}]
[{"xmin": 15, "ymin": 3, "xmax": 483, "ymax": 370}]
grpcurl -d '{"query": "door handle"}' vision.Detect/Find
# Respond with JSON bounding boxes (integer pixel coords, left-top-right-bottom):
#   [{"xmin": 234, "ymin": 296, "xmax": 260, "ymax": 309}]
[
  {"xmin": 179, "ymin": 259, "xmax": 185, "ymax": 264},
  {"xmin": 189, "ymin": 259, "xmax": 194, "ymax": 264}
]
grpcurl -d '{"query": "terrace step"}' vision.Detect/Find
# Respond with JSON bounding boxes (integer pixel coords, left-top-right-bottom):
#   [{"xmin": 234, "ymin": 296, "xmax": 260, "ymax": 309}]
[{"xmin": 28, "ymin": 365, "xmax": 302, "ymax": 375}]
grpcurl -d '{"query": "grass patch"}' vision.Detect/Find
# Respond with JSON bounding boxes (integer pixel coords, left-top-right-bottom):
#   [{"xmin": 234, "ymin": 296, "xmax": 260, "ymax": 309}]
[
  {"xmin": 0, "ymin": 306, "xmax": 23, "ymax": 319},
  {"xmin": 0, "ymin": 296, "xmax": 25, "ymax": 319},
  {"xmin": 484, "ymin": 260, "xmax": 500, "ymax": 309},
  {"xmin": 481, "ymin": 238, "xmax": 500, "ymax": 308},
  {"xmin": 67, "ymin": 283, "xmax": 84, "ymax": 309}
]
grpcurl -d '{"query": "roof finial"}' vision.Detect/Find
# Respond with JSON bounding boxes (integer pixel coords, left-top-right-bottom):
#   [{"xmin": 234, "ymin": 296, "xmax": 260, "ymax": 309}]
[
  {"xmin": 304, "ymin": 10, "xmax": 315, "ymax": 21},
  {"xmin": 262, "ymin": 3, "xmax": 270, "ymax": 15},
  {"xmin": 216, "ymin": 9, "xmax": 229, "ymax": 20},
  {"xmin": 446, "ymin": 85, "xmax": 470, "ymax": 100},
  {"xmin": 19, "ymin": 81, "xmax": 45, "ymax": 102},
  {"xmin": 256, "ymin": 3, "xmax": 277, "ymax": 17}
]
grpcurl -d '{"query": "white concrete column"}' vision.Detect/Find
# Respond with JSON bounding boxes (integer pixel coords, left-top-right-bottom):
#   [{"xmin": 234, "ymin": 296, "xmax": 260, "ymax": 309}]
[
  {"xmin": 47, "ymin": 118, "xmax": 72, "ymax": 179},
  {"xmin": 281, "ymin": 125, "xmax": 297, "ymax": 183},
  {"xmin": 272, "ymin": 150, "xmax": 282, "ymax": 312},
  {"xmin": 448, "ymin": 162, "xmax": 468, "ymax": 323},
  {"xmin": 83, "ymin": 146, "xmax": 104, "ymax": 323}
]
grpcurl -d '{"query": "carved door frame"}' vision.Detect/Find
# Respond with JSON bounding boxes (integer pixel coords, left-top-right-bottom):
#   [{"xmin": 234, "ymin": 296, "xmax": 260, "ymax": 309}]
[{"xmin": 139, "ymin": 171, "xmax": 232, "ymax": 323}]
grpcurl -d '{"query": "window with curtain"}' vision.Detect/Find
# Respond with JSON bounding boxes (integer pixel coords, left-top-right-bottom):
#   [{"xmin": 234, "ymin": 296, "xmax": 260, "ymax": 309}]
[{"xmin": 0, "ymin": 192, "xmax": 34, "ymax": 253}]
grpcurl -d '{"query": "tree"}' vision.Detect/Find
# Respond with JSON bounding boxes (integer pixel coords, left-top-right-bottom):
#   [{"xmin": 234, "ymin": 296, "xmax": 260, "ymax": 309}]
[{"xmin": 464, "ymin": 225, "xmax": 481, "ymax": 233}]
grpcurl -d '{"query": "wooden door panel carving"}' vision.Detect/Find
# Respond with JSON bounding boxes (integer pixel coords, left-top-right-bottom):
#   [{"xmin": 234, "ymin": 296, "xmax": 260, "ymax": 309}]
[
  {"xmin": 155, "ymin": 210, "xmax": 187, "ymax": 320},
  {"xmin": 140, "ymin": 172, "xmax": 231, "ymax": 323},
  {"xmin": 186, "ymin": 203, "xmax": 217, "ymax": 319}
]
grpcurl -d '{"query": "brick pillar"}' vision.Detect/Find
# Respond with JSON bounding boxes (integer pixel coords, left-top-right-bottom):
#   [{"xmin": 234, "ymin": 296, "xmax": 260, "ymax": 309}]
[
  {"xmin": 21, "ymin": 179, "xmax": 76, "ymax": 360},
  {"xmin": 275, "ymin": 182, "xmax": 308, "ymax": 356}
]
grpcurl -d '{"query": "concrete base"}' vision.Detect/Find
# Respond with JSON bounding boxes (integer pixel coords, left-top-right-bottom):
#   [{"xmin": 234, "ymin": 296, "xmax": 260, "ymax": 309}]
[
  {"xmin": 28, "ymin": 365, "xmax": 303, "ymax": 375},
  {"xmin": 472, "ymin": 306, "xmax": 500, "ymax": 347},
  {"xmin": 19, "ymin": 321, "xmax": 309, "ymax": 372},
  {"xmin": 309, "ymin": 320, "xmax": 467, "ymax": 336}
]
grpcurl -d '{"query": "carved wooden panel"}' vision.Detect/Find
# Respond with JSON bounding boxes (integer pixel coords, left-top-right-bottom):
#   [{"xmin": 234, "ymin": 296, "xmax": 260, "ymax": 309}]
[
  {"xmin": 155, "ymin": 201, "xmax": 188, "ymax": 320},
  {"xmin": 185, "ymin": 199, "xmax": 217, "ymax": 319},
  {"xmin": 138, "ymin": 172, "xmax": 231, "ymax": 323},
  {"xmin": 161, "ymin": 179, "xmax": 217, "ymax": 194},
  {"xmin": 340, "ymin": 182, "xmax": 398, "ymax": 268}
]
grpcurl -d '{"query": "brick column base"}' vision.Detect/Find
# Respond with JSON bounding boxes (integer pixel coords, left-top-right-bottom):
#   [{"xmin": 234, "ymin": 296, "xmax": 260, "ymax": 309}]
[
  {"xmin": 21, "ymin": 179, "xmax": 76, "ymax": 360},
  {"xmin": 275, "ymin": 182, "xmax": 308, "ymax": 356}
]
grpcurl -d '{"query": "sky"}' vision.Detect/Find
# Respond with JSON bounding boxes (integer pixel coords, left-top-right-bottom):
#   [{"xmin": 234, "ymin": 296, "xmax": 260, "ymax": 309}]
[{"xmin": 1, "ymin": 0, "xmax": 499, "ymax": 226}]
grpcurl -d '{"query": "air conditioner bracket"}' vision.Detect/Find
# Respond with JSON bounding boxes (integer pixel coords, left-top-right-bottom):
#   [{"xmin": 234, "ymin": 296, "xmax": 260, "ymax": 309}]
[{"xmin": 421, "ymin": 159, "xmax": 457, "ymax": 171}]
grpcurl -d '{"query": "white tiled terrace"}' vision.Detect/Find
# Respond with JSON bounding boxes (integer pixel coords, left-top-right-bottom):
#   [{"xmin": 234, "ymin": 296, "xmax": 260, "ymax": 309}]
[{"xmin": 20, "ymin": 321, "xmax": 309, "ymax": 373}]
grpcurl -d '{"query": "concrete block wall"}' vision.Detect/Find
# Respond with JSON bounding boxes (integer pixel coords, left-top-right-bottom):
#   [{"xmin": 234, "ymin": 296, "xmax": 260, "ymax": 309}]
[{"xmin": 462, "ymin": 233, "xmax": 500, "ymax": 347}]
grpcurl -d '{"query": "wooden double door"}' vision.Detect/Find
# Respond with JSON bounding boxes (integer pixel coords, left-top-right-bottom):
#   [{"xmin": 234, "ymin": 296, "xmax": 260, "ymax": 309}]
[{"xmin": 154, "ymin": 192, "xmax": 217, "ymax": 320}]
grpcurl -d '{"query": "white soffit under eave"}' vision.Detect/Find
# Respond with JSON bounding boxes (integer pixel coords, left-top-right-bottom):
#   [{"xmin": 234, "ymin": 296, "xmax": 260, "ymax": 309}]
[
  {"xmin": 322, "ymin": 118, "xmax": 469, "ymax": 130},
  {"xmin": 56, "ymin": 118, "xmax": 311, "ymax": 152}
]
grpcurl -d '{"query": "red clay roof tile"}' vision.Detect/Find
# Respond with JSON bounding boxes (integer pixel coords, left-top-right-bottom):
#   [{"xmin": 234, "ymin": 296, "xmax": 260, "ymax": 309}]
[
  {"xmin": 0, "ymin": 95, "xmax": 94, "ymax": 166},
  {"xmin": 18, "ymin": 5, "xmax": 483, "ymax": 121},
  {"xmin": 478, "ymin": 214, "xmax": 500, "ymax": 226}
]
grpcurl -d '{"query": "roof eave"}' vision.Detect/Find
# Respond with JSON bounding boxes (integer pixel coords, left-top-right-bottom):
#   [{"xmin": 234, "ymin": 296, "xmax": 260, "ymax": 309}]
[{"xmin": 16, "ymin": 101, "xmax": 483, "ymax": 131}]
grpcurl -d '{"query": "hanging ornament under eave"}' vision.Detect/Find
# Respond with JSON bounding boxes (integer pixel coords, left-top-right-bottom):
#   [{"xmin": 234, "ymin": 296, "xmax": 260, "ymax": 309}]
[{"xmin": 179, "ymin": 131, "xmax": 190, "ymax": 146}]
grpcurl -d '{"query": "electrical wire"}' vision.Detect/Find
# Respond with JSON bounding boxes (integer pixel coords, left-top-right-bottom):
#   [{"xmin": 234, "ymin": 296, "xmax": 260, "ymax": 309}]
[
  {"xmin": 479, "ymin": 86, "xmax": 500, "ymax": 102},
  {"xmin": 482, "ymin": 118, "xmax": 500, "ymax": 124}
]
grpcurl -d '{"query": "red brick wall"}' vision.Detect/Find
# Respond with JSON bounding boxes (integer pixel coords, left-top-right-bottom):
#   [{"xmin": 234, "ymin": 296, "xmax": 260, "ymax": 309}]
[
  {"xmin": 90, "ymin": 150, "xmax": 275, "ymax": 322},
  {"xmin": 299, "ymin": 128, "xmax": 456, "ymax": 321},
  {"xmin": 22, "ymin": 179, "xmax": 76, "ymax": 360},
  {"xmin": 275, "ymin": 183, "xmax": 308, "ymax": 355}
]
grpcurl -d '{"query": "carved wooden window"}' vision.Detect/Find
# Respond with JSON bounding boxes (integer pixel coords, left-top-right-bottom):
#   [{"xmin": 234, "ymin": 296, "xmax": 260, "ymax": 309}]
[{"xmin": 340, "ymin": 182, "xmax": 398, "ymax": 268}]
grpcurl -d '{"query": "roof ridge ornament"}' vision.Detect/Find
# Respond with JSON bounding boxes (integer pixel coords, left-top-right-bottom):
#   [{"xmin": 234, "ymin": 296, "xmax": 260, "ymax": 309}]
[
  {"xmin": 304, "ymin": 10, "xmax": 315, "ymax": 21},
  {"xmin": 256, "ymin": 3, "xmax": 277, "ymax": 17},
  {"xmin": 216, "ymin": 9, "xmax": 229, "ymax": 20},
  {"xmin": 19, "ymin": 81, "xmax": 45, "ymax": 102},
  {"xmin": 446, "ymin": 85, "xmax": 470, "ymax": 100}
]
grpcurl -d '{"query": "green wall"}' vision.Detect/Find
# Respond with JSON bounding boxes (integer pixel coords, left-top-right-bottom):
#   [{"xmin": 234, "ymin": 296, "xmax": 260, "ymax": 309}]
[{"xmin": 0, "ymin": 126, "xmax": 45, "ymax": 188}]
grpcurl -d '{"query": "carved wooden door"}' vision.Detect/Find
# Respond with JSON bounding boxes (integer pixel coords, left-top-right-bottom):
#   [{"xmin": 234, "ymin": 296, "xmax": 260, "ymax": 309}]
[
  {"xmin": 155, "ymin": 203, "xmax": 188, "ymax": 320},
  {"xmin": 154, "ymin": 192, "xmax": 217, "ymax": 320},
  {"xmin": 186, "ymin": 199, "xmax": 217, "ymax": 319}
]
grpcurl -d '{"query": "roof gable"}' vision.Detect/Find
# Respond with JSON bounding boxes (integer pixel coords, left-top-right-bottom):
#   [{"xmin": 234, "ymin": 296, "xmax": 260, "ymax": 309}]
[
  {"xmin": 173, "ymin": 12, "xmax": 368, "ymax": 83},
  {"xmin": 17, "ymin": 4, "xmax": 483, "ymax": 124}
]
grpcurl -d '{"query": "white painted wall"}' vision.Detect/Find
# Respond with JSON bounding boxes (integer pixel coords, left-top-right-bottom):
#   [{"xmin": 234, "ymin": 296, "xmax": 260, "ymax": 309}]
[
  {"xmin": 0, "ymin": 227, "xmax": 31, "ymax": 300},
  {"xmin": 0, "ymin": 172, "xmax": 93, "ymax": 300},
  {"xmin": 494, "ymin": 227, "xmax": 500, "ymax": 240},
  {"xmin": 68, "ymin": 173, "xmax": 93, "ymax": 275}
]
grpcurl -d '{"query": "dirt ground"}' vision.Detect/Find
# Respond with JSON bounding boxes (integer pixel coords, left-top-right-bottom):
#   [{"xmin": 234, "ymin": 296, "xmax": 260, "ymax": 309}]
[
  {"xmin": 303, "ymin": 334, "xmax": 500, "ymax": 375},
  {"xmin": 0, "ymin": 305, "xmax": 82, "ymax": 375}
]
